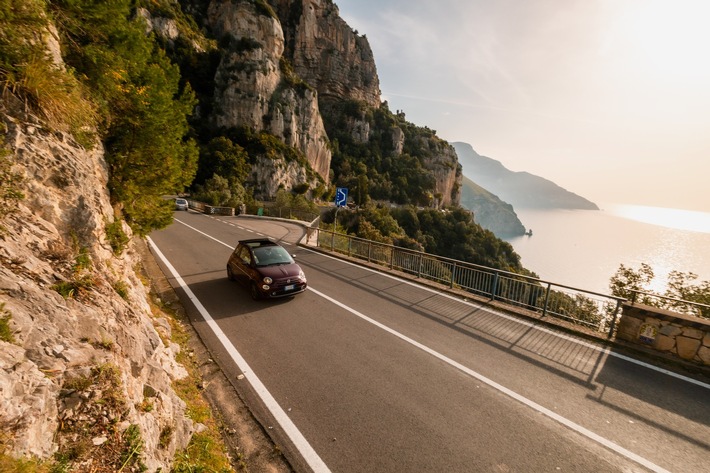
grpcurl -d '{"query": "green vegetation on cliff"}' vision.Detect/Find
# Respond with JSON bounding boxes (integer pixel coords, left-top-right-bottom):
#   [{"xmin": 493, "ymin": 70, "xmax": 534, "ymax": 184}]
[
  {"xmin": 0, "ymin": 0, "xmax": 528, "ymax": 274},
  {"xmin": 322, "ymin": 100, "xmax": 445, "ymax": 207},
  {"xmin": 1, "ymin": 0, "xmax": 199, "ymax": 236},
  {"xmin": 325, "ymin": 203, "xmax": 530, "ymax": 273}
]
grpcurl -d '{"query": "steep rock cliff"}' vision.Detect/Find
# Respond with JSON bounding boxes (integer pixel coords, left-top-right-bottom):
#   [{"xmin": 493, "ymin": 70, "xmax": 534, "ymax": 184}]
[
  {"xmin": 205, "ymin": 0, "xmax": 330, "ymax": 192},
  {"xmin": 0, "ymin": 99, "xmax": 192, "ymax": 472},
  {"xmin": 418, "ymin": 136, "xmax": 462, "ymax": 207},
  {"xmin": 271, "ymin": 0, "xmax": 381, "ymax": 107}
]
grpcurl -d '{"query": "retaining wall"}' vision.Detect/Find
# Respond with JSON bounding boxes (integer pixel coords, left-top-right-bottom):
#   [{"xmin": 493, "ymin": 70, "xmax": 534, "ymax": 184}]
[{"xmin": 617, "ymin": 303, "xmax": 710, "ymax": 366}]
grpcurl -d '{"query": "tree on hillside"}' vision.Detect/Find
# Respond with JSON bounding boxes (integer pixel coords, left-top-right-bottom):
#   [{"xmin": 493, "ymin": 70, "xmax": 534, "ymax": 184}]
[
  {"xmin": 391, "ymin": 206, "xmax": 524, "ymax": 272},
  {"xmin": 50, "ymin": 0, "xmax": 198, "ymax": 235},
  {"xmin": 609, "ymin": 264, "xmax": 710, "ymax": 318}
]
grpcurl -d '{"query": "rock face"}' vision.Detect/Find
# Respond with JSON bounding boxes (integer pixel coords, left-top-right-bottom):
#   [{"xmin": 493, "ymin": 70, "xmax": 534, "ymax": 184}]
[
  {"xmin": 270, "ymin": 0, "xmax": 381, "ymax": 107},
  {"xmin": 420, "ymin": 137, "xmax": 462, "ymax": 208},
  {"xmin": 173, "ymin": 0, "xmax": 461, "ymax": 207},
  {"xmin": 206, "ymin": 0, "xmax": 331, "ymax": 194},
  {"xmin": 0, "ymin": 101, "xmax": 192, "ymax": 470}
]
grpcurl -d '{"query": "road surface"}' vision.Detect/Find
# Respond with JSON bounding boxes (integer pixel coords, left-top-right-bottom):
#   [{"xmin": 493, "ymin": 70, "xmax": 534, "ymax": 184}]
[{"xmin": 148, "ymin": 211, "xmax": 710, "ymax": 473}]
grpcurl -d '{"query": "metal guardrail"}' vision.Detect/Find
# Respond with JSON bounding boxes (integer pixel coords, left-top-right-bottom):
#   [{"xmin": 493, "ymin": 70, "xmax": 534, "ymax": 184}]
[
  {"xmin": 313, "ymin": 228, "xmax": 626, "ymax": 337},
  {"xmin": 186, "ymin": 200, "xmax": 234, "ymax": 216},
  {"xmin": 182, "ymin": 199, "xmax": 709, "ymax": 333},
  {"xmin": 253, "ymin": 204, "xmax": 319, "ymax": 223},
  {"xmin": 629, "ymin": 290, "xmax": 710, "ymax": 319}
]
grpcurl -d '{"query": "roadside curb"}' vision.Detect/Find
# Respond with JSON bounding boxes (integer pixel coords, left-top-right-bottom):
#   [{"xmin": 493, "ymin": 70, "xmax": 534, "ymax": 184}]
[{"xmin": 135, "ymin": 236, "xmax": 294, "ymax": 473}]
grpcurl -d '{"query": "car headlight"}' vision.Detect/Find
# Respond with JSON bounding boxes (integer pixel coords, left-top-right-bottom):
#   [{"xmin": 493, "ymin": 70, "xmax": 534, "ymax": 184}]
[
  {"xmin": 263, "ymin": 277, "xmax": 273, "ymax": 285},
  {"xmin": 298, "ymin": 270, "xmax": 306, "ymax": 281}
]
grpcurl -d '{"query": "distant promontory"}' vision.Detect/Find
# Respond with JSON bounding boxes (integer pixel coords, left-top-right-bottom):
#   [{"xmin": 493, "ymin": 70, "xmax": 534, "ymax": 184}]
[{"xmin": 453, "ymin": 142, "xmax": 599, "ymax": 211}]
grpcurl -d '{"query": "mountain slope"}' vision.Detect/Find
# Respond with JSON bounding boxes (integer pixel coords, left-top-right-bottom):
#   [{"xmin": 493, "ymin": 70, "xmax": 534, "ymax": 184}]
[
  {"xmin": 460, "ymin": 176, "xmax": 526, "ymax": 237},
  {"xmin": 453, "ymin": 142, "xmax": 599, "ymax": 210}
]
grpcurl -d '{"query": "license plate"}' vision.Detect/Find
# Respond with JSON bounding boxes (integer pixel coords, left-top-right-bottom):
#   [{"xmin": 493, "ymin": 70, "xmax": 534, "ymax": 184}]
[{"xmin": 284, "ymin": 285, "xmax": 295, "ymax": 291}]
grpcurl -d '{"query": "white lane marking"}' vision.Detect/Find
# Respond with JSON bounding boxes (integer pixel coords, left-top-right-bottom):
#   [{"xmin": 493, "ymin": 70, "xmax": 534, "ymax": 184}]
[
  {"xmin": 175, "ymin": 216, "xmax": 709, "ymax": 389},
  {"xmin": 174, "ymin": 218, "xmax": 233, "ymax": 248},
  {"xmin": 147, "ymin": 236, "xmax": 331, "ymax": 473},
  {"xmin": 304, "ymin": 248, "xmax": 710, "ymax": 390},
  {"xmin": 308, "ymin": 286, "xmax": 670, "ymax": 473},
  {"xmin": 164, "ymin": 220, "xmax": 680, "ymax": 471}
]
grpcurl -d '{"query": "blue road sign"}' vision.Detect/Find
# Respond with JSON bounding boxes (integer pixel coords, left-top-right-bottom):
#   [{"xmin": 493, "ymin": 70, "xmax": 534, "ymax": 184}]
[{"xmin": 335, "ymin": 187, "xmax": 348, "ymax": 207}]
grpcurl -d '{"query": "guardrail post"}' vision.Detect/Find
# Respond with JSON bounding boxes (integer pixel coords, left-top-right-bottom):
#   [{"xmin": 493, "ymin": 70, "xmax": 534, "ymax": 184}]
[
  {"xmin": 450, "ymin": 262, "xmax": 457, "ymax": 288},
  {"xmin": 367, "ymin": 241, "xmax": 372, "ymax": 262},
  {"xmin": 418, "ymin": 253, "xmax": 423, "ymax": 278},
  {"xmin": 607, "ymin": 299, "xmax": 623, "ymax": 338},
  {"xmin": 491, "ymin": 271, "xmax": 499, "ymax": 299},
  {"xmin": 390, "ymin": 248, "xmax": 394, "ymax": 270},
  {"xmin": 542, "ymin": 283, "xmax": 552, "ymax": 317}
]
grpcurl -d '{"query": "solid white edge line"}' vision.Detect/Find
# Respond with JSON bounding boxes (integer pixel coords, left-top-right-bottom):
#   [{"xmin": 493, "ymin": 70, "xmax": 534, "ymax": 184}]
[
  {"xmin": 146, "ymin": 236, "xmax": 331, "ymax": 473},
  {"xmin": 167, "ymin": 218, "xmax": 695, "ymax": 470},
  {"xmin": 178, "ymin": 215, "xmax": 709, "ymax": 390},
  {"xmin": 308, "ymin": 286, "xmax": 671, "ymax": 473},
  {"xmin": 303, "ymin": 247, "xmax": 710, "ymax": 390}
]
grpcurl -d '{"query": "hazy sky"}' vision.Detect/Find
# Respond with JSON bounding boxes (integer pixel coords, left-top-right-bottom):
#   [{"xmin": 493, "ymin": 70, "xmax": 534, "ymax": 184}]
[{"xmin": 334, "ymin": 0, "xmax": 710, "ymax": 212}]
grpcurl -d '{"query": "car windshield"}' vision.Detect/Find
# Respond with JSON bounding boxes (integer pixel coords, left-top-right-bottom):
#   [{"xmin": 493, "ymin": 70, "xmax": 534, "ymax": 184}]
[{"xmin": 252, "ymin": 246, "xmax": 294, "ymax": 267}]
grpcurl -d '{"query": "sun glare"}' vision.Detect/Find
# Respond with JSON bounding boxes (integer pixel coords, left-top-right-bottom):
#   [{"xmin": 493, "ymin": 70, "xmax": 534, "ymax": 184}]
[{"xmin": 609, "ymin": 204, "xmax": 710, "ymax": 234}]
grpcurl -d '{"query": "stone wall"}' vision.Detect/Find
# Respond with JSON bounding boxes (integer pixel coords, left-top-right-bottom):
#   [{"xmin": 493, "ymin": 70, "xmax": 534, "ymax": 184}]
[{"xmin": 616, "ymin": 303, "xmax": 710, "ymax": 366}]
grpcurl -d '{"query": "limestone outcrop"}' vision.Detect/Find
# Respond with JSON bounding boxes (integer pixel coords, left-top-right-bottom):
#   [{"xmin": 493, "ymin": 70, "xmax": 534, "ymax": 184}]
[
  {"xmin": 271, "ymin": 0, "xmax": 381, "ymax": 108},
  {"xmin": 421, "ymin": 138, "xmax": 462, "ymax": 208},
  {"xmin": 206, "ymin": 0, "xmax": 330, "ymax": 194},
  {"xmin": 0, "ymin": 101, "xmax": 193, "ymax": 471}
]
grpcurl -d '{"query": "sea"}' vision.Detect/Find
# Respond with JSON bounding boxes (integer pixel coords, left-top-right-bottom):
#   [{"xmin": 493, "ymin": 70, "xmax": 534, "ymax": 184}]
[{"xmin": 503, "ymin": 204, "xmax": 710, "ymax": 296}]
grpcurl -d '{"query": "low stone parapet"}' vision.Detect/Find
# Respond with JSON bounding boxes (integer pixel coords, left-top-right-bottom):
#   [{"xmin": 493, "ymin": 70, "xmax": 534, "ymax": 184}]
[{"xmin": 617, "ymin": 303, "xmax": 710, "ymax": 366}]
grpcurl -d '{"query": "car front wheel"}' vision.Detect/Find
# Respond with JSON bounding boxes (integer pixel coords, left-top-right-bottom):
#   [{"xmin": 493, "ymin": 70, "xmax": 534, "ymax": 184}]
[
  {"xmin": 227, "ymin": 265, "xmax": 235, "ymax": 281},
  {"xmin": 250, "ymin": 282, "xmax": 261, "ymax": 300}
]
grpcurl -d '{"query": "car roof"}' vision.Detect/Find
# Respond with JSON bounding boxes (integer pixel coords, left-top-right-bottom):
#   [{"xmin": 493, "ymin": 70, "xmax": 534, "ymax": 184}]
[{"xmin": 238, "ymin": 238, "xmax": 278, "ymax": 248}]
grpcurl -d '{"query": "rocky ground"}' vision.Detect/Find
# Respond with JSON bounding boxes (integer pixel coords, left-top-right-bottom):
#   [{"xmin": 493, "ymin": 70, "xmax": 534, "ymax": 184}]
[{"xmin": 136, "ymin": 239, "xmax": 293, "ymax": 473}]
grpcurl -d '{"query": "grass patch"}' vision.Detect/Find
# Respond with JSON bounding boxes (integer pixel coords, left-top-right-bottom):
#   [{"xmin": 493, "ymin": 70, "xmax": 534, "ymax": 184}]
[
  {"xmin": 0, "ymin": 452, "xmax": 50, "ymax": 473},
  {"xmin": 112, "ymin": 281, "xmax": 129, "ymax": 300},
  {"xmin": 146, "ymin": 295, "xmax": 233, "ymax": 472},
  {"xmin": 89, "ymin": 337, "xmax": 114, "ymax": 351},
  {"xmin": 54, "ymin": 364, "xmax": 148, "ymax": 472},
  {"xmin": 51, "ymin": 274, "xmax": 94, "ymax": 299},
  {"xmin": 72, "ymin": 246, "xmax": 91, "ymax": 272},
  {"xmin": 0, "ymin": 303, "xmax": 14, "ymax": 343}
]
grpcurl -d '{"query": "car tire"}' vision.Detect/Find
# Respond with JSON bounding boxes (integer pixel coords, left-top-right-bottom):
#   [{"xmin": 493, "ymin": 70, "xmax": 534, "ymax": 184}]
[
  {"xmin": 250, "ymin": 282, "xmax": 261, "ymax": 301},
  {"xmin": 227, "ymin": 266, "xmax": 235, "ymax": 281}
]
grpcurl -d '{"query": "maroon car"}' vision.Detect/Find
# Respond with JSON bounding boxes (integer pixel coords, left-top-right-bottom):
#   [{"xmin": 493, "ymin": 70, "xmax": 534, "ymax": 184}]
[{"xmin": 227, "ymin": 238, "xmax": 307, "ymax": 300}]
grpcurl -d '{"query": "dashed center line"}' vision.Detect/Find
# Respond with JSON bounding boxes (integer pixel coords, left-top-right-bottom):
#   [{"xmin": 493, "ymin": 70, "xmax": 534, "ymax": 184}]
[{"xmin": 162, "ymin": 218, "xmax": 674, "ymax": 473}]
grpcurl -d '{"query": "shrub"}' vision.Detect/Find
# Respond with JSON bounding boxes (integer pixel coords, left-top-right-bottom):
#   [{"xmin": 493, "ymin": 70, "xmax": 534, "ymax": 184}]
[{"xmin": 105, "ymin": 220, "xmax": 130, "ymax": 255}]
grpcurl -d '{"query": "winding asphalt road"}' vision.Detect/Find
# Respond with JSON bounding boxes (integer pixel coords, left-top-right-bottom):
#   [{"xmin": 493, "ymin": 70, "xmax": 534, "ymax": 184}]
[{"xmin": 148, "ymin": 211, "xmax": 710, "ymax": 473}]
